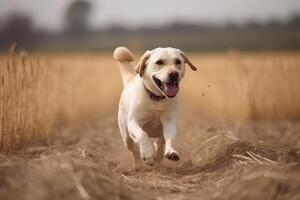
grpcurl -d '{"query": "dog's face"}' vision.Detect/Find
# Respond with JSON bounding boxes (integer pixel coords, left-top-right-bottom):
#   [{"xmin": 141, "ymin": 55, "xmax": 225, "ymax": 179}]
[{"xmin": 135, "ymin": 47, "xmax": 197, "ymax": 98}]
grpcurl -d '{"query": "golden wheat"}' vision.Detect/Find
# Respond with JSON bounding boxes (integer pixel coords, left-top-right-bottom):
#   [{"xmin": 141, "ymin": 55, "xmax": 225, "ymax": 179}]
[
  {"xmin": 0, "ymin": 50, "xmax": 121, "ymax": 152},
  {"xmin": 0, "ymin": 50, "xmax": 300, "ymax": 151},
  {"xmin": 182, "ymin": 51, "xmax": 300, "ymax": 120},
  {"xmin": 0, "ymin": 49, "xmax": 41, "ymax": 151}
]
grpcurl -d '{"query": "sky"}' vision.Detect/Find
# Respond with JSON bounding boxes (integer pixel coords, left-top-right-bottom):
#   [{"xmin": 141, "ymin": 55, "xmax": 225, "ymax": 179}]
[{"xmin": 0, "ymin": 0, "xmax": 300, "ymax": 32}]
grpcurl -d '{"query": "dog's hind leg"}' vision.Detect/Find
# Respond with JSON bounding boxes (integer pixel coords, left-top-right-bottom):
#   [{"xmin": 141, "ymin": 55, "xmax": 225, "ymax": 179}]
[{"xmin": 154, "ymin": 137, "xmax": 165, "ymax": 162}]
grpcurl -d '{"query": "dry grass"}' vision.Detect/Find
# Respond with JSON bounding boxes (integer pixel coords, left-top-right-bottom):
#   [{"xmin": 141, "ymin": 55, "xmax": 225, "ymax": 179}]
[
  {"xmin": 0, "ymin": 111, "xmax": 300, "ymax": 200},
  {"xmin": 182, "ymin": 51, "xmax": 300, "ymax": 120},
  {"xmin": 0, "ymin": 48, "xmax": 121, "ymax": 152},
  {"xmin": 0, "ymin": 50, "xmax": 300, "ymax": 199},
  {"xmin": 0, "ymin": 47, "xmax": 45, "ymax": 151},
  {"xmin": 1, "ymin": 49, "xmax": 300, "ymax": 150}
]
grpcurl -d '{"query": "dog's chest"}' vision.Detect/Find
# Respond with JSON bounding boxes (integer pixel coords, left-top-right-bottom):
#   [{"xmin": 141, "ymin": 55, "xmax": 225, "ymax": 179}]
[{"xmin": 139, "ymin": 113, "xmax": 163, "ymax": 138}]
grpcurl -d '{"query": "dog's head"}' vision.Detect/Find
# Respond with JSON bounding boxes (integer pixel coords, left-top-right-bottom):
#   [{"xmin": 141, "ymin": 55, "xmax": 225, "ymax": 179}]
[{"xmin": 135, "ymin": 47, "xmax": 197, "ymax": 98}]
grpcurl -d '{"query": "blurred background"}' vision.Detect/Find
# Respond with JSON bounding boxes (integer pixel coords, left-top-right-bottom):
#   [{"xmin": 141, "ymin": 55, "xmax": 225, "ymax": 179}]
[
  {"xmin": 1, "ymin": 0, "xmax": 300, "ymax": 151},
  {"xmin": 1, "ymin": 2, "xmax": 300, "ymax": 199},
  {"xmin": 1, "ymin": 0, "xmax": 300, "ymax": 52}
]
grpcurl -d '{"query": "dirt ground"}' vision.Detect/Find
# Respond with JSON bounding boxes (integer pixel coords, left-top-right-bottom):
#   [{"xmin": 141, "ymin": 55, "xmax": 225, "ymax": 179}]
[{"xmin": 0, "ymin": 106, "xmax": 300, "ymax": 200}]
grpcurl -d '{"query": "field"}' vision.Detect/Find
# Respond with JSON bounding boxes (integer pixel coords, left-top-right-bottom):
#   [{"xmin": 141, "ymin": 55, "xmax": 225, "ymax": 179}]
[{"xmin": 0, "ymin": 49, "xmax": 300, "ymax": 200}]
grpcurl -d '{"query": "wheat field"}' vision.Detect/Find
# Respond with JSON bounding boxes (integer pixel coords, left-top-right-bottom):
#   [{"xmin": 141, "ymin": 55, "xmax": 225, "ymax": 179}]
[
  {"xmin": 0, "ymin": 48, "xmax": 122, "ymax": 151},
  {"xmin": 183, "ymin": 52, "xmax": 300, "ymax": 120},
  {"xmin": 0, "ymin": 49, "xmax": 300, "ymax": 200}
]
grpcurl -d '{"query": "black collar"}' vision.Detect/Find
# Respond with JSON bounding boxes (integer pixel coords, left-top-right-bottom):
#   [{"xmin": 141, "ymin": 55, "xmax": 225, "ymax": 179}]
[{"xmin": 143, "ymin": 83, "xmax": 166, "ymax": 101}]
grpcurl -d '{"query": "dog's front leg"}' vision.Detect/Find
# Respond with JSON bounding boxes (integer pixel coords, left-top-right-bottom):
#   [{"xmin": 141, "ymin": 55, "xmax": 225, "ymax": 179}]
[
  {"xmin": 128, "ymin": 120, "xmax": 155, "ymax": 166},
  {"xmin": 161, "ymin": 115, "xmax": 180, "ymax": 161}
]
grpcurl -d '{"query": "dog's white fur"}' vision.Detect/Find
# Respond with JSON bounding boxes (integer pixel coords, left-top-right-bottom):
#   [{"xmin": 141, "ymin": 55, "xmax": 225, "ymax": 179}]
[{"xmin": 113, "ymin": 47, "xmax": 197, "ymax": 167}]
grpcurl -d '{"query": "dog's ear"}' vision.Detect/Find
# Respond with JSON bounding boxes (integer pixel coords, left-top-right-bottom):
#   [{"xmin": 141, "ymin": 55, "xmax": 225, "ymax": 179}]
[
  {"xmin": 135, "ymin": 51, "xmax": 151, "ymax": 77},
  {"xmin": 179, "ymin": 50, "xmax": 197, "ymax": 71}
]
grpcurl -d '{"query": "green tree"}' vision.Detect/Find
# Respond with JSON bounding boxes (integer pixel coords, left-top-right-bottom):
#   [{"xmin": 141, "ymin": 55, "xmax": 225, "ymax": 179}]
[{"xmin": 65, "ymin": 0, "xmax": 91, "ymax": 35}]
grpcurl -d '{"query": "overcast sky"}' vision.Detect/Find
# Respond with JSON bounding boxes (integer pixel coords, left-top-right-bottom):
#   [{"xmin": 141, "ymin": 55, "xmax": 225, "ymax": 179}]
[{"xmin": 0, "ymin": 0, "xmax": 300, "ymax": 32}]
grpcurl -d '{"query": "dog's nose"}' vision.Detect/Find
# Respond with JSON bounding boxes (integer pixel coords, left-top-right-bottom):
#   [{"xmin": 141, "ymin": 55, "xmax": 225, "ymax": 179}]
[{"xmin": 168, "ymin": 71, "xmax": 179, "ymax": 82}]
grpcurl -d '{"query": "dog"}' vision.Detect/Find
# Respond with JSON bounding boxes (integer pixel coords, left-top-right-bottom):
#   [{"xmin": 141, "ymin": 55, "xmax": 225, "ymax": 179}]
[{"xmin": 113, "ymin": 47, "xmax": 197, "ymax": 167}]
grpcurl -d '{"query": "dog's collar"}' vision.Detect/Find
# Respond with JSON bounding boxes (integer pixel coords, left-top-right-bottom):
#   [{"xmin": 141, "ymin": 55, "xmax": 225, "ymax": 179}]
[{"xmin": 143, "ymin": 83, "xmax": 166, "ymax": 102}]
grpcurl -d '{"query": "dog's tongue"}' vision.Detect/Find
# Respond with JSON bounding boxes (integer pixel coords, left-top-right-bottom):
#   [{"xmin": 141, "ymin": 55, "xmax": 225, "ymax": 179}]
[{"xmin": 164, "ymin": 83, "xmax": 179, "ymax": 97}]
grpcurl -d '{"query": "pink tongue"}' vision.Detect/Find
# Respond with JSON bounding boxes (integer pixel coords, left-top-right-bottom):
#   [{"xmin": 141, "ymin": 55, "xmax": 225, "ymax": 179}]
[{"xmin": 164, "ymin": 84, "xmax": 179, "ymax": 97}]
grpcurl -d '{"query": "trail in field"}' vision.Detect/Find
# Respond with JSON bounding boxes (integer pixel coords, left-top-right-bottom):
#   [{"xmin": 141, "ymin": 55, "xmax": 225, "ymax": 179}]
[{"xmin": 1, "ymin": 108, "xmax": 300, "ymax": 200}]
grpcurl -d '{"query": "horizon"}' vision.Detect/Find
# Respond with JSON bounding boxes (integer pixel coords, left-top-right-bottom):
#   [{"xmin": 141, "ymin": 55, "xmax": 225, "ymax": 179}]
[{"xmin": 0, "ymin": 0, "xmax": 300, "ymax": 32}]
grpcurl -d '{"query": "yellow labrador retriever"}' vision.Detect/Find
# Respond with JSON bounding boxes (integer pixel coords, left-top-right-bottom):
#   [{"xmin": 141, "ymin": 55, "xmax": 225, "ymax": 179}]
[{"xmin": 113, "ymin": 47, "xmax": 197, "ymax": 167}]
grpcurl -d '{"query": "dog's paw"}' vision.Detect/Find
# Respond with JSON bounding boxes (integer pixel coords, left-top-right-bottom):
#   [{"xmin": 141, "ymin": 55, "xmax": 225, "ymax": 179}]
[
  {"xmin": 165, "ymin": 150, "xmax": 180, "ymax": 161},
  {"xmin": 142, "ymin": 156, "xmax": 155, "ymax": 166},
  {"xmin": 140, "ymin": 144, "xmax": 155, "ymax": 166}
]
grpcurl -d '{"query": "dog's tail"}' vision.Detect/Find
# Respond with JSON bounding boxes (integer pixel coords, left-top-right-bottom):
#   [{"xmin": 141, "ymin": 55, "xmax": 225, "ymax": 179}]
[{"xmin": 113, "ymin": 47, "xmax": 135, "ymax": 87}]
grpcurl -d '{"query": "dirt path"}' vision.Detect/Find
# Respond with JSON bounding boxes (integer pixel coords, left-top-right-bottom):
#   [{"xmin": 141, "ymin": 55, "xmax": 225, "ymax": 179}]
[{"xmin": 1, "ymin": 108, "xmax": 300, "ymax": 200}]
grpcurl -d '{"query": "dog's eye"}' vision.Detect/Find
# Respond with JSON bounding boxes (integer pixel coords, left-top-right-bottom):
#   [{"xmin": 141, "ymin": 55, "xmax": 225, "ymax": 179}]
[
  {"xmin": 175, "ymin": 59, "xmax": 182, "ymax": 65},
  {"xmin": 155, "ymin": 60, "xmax": 164, "ymax": 65}
]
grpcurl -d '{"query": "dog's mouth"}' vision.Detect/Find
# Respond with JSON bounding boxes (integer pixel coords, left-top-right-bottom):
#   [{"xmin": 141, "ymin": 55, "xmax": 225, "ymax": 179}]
[{"xmin": 153, "ymin": 76, "xmax": 180, "ymax": 98}]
